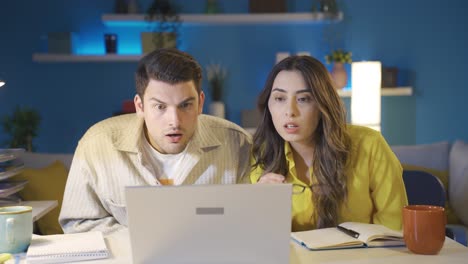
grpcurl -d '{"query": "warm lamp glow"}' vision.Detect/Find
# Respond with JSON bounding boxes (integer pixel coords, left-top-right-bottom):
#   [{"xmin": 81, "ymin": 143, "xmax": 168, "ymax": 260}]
[
  {"xmin": 351, "ymin": 61, "xmax": 382, "ymax": 131},
  {"xmin": 0, "ymin": 80, "xmax": 5, "ymax": 87}
]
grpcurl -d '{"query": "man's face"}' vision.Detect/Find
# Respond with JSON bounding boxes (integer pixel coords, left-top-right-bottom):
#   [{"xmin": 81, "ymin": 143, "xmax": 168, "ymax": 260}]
[{"xmin": 135, "ymin": 79, "xmax": 205, "ymax": 154}]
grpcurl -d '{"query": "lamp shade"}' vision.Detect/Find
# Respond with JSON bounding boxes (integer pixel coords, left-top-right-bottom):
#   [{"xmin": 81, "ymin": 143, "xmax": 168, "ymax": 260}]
[
  {"xmin": 351, "ymin": 61, "xmax": 382, "ymax": 131},
  {"xmin": 0, "ymin": 80, "xmax": 5, "ymax": 87}
]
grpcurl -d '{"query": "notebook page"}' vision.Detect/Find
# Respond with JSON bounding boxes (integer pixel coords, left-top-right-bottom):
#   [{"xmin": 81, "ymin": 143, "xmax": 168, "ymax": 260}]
[
  {"xmin": 291, "ymin": 227, "xmax": 363, "ymax": 250},
  {"xmin": 26, "ymin": 231, "xmax": 109, "ymax": 264},
  {"xmin": 339, "ymin": 222, "xmax": 403, "ymax": 244}
]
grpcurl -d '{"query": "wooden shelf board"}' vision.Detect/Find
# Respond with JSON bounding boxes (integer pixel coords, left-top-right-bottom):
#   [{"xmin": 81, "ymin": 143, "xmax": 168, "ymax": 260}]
[
  {"xmin": 32, "ymin": 53, "xmax": 141, "ymax": 62},
  {"xmin": 102, "ymin": 12, "xmax": 343, "ymax": 26},
  {"xmin": 337, "ymin": 87, "xmax": 413, "ymax": 97},
  {"xmin": 30, "ymin": 54, "xmax": 415, "ymax": 98}
]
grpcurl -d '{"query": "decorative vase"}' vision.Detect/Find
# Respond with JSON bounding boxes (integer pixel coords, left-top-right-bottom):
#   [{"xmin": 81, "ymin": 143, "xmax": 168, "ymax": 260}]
[
  {"xmin": 104, "ymin": 34, "xmax": 118, "ymax": 54},
  {"xmin": 331, "ymin": 62, "xmax": 348, "ymax": 90},
  {"xmin": 205, "ymin": 0, "xmax": 219, "ymax": 14},
  {"xmin": 209, "ymin": 101, "xmax": 225, "ymax": 119}
]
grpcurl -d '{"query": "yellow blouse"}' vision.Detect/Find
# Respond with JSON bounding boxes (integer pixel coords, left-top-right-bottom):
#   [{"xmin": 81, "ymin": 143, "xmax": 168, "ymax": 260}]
[{"xmin": 250, "ymin": 125, "xmax": 408, "ymax": 231}]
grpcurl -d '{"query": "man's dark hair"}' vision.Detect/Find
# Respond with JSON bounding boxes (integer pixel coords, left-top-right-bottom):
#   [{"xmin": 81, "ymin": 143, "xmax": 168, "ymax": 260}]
[{"xmin": 135, "ymin": 48, "xmax": 203, "ymax": 98}]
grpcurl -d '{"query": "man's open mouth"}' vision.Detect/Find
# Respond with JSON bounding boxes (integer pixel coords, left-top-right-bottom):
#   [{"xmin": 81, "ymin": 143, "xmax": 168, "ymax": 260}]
[{"xmin": 166, "ymin": 133, "xmax": 183, "ymax": 143}]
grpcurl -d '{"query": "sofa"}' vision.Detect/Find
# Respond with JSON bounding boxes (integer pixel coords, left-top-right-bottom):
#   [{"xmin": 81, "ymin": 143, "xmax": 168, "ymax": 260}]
[
  {"xmin": 392, "ymin": 140, "xmax": 468, "ymax": 246},
  {"xmin": 13, "ymin": 140, "xmax": 468, "ymax": 243},
  {"xmin": 21, "ymin": 152, "xmax": 73, "ymax": 170},
  {"xmin": 12, "ymin": 152, "xmax": 73, "ymax": 235}
]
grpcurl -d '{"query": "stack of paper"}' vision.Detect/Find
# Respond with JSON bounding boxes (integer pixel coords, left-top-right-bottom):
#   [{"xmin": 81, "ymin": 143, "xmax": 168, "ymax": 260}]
[
  {"xmin": 0, "ymin": 148, "xmax": 25, "ymax": 180},
  {"xmin": 0, "ymin": 148, "xmax": 24, "ymax": 163},
  {"xmin": 0, "ymin": 180, "xmax": 28, "ymax": 198},
  {"xmin": 0, "ymin": 148, "xmax": 26, "ymax": 203}
]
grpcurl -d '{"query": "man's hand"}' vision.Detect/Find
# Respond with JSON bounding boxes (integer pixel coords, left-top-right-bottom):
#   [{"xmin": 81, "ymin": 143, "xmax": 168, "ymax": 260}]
[{"xmin": 257, "ymin": 172, "xmax": 285, "ymax": 183}]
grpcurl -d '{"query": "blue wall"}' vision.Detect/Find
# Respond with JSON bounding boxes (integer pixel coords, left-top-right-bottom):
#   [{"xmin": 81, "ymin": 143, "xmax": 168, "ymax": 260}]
[{"xmin": 1, "ymin": 0, "xmax": 467, "ymax": 153}]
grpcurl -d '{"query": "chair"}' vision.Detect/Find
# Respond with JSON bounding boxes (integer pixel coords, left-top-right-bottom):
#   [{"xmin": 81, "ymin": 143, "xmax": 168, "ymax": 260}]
[
  {"xmin": 403, "ymin": 170, "xmax": 467, "ymax": 246},
  {"xmin": 403, "ymin": 170, "xmax": 446, "ymax": 207}
]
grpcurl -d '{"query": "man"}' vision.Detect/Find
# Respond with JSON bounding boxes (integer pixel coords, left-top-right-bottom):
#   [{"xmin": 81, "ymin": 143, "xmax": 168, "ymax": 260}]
[{"xmin": 59, "ymin": 49, "xmax": 252, "ymax": 234}]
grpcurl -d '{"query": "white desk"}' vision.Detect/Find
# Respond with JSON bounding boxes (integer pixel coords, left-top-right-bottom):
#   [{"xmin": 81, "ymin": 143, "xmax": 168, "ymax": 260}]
[
  {"xmin": 8, "ymin": 229, "xmax": 468, "ymax": 264},
  {"xmin": 81, "ymin": 229, "xmax": 468, "ymax": 264}
]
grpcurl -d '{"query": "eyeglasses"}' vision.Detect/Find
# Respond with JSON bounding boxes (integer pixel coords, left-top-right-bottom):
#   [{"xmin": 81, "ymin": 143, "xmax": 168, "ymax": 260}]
[{"xmin": 292, "ymin": 184, "xmax": 310, "ymax": 195}]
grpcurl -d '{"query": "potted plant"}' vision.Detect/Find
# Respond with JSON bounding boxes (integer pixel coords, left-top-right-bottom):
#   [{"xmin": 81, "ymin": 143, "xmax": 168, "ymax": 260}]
[
  {"xmin": 142, "ymin": 0, "xmax": 181, "ymax": 53},
  {"xmin": 205, "ymin": 0, "xmax": 220, "ymax": 14},
  {"xmin": 2, "ymin": 106, "xmax": 41, "ymax": 152},
  {"xmin": 319, "ymin": 0, "xmax": 339, "ymax": 15},
  {"xmin": 206, "ymin": 63, "xmax": 227, "ymax": 118},
  {"xmin": 325, "ymin": 49, "xmax": 352, "ymax": 64},
  {"xmin": 325, "ymin": 49, "xmax": 352, "ymax": 90}
]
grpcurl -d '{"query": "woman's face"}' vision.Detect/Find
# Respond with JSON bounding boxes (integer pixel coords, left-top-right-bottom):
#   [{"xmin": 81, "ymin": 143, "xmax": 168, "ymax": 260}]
[{"xmin": 268, "ymin": 70, "xmax": 321, "ymax": 146}]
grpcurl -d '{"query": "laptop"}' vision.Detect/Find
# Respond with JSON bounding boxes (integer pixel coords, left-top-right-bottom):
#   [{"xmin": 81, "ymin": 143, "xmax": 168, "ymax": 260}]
[{"xmin": 125, "ymin": 184, "xmax": 292, "ymax": 264}]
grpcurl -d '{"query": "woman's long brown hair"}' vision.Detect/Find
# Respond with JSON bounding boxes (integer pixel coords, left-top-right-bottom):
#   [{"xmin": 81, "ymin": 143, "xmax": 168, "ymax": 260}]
[{"xmin": 252, "ymin": 55, "xmax": 351, "ymax": 228}]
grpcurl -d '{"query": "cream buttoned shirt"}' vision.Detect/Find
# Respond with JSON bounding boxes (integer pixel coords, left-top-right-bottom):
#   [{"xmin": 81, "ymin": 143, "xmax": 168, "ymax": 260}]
[{"xmin": 59, "ymin": 114, "xmax": 252, "ymax": 234}]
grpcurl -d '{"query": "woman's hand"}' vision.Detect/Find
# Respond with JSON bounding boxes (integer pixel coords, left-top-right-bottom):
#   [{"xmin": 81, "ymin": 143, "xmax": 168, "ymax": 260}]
[{"xmin": 257, "ymin": 172, "xmax": 285, "ymax": 184}]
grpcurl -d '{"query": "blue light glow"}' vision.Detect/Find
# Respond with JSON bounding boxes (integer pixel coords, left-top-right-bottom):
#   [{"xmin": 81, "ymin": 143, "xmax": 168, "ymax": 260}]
[{"xmin": 103, "ymin": 21, "xmax": 151, "ymax": 27}]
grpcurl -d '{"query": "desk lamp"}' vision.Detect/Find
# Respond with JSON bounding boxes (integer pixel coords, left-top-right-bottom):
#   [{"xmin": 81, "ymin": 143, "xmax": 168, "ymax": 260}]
[{"xmin": 351, "ymin": 61, "xmax": 382, "ymax": 131}]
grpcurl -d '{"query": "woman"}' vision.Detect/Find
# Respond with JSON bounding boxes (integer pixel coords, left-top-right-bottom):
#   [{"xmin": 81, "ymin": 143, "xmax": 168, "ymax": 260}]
[{"xmin": 250, "ymin": 55, "xmax": 407, "ymax": 232}]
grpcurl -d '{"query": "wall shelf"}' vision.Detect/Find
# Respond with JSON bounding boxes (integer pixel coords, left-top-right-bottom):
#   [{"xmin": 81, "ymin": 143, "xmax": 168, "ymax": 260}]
[
  {"xmin": 32, "ymin": 53, "xmax": 141, "ymax": 62},
  {"xmin": 101, "ymin": 12, "xmax": 343, "ymax": 26},
  {"xmin": 337, "ymin": 87, "xmax": 413, "ymax": 97},
  {"xmin": 33, "ymin": 12, "xmax": 343, "ymax": 62},
  {"xmin": 31, "ymin": 53, "xmax": 415, "ymax": 98}
]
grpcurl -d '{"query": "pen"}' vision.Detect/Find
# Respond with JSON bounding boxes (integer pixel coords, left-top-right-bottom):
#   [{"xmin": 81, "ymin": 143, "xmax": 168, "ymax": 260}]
[{"xmin": 337, "ymin": 225, "xmax": 360, "ymax": 238}]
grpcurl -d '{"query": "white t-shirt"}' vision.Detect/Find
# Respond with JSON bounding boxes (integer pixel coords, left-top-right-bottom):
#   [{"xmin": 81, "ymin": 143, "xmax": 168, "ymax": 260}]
[{"xmin": 142, "ymin": 137, "xmax": 187, "ymax": 185}]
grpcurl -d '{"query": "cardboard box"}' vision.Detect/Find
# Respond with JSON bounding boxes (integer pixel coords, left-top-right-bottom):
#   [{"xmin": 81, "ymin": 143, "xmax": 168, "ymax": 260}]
[
  {"xmin": 47, "ymin": 32, "xmax": 79, "ymax": 54},
  {"xmin": 382, "ymin": 67, "xmax": 398, "ymax": 87},
  {"xmin": 249, "ymin": 0, "xmax": 286, "ymax": 13}
]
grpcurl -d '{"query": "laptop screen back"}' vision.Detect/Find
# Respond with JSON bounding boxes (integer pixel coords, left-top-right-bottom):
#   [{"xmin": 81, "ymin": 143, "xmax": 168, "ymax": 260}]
[{"xmin": 126, "ymin": 184, "xmax": 292, "ymax": 264}]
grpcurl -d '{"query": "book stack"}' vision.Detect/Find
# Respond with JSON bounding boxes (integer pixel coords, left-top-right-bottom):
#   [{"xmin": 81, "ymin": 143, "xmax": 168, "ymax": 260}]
[{"xmin": 0, "ymin": 148, "xmax": 27, "ymax": 204}]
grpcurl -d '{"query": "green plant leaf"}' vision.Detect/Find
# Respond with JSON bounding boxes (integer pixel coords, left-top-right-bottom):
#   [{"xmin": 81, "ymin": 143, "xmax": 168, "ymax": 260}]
[{"xmin": 1, "ymin": 106, "xmax": 41, "ymax": 151}]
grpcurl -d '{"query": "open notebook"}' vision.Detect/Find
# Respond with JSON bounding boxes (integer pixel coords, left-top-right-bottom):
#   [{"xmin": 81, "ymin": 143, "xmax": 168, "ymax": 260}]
[
  {"xmin": 26, "ymin": 231, "xmax": 109, "ymax": 264},
  {"xmin": 291, "ymin": 222, "xmax": 404, "ymax": 250}
]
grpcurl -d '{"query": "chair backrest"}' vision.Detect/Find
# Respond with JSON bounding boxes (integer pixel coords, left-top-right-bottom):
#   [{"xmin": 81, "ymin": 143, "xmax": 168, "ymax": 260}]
[{"xmin": 403, "ymin": 170, "xmax": 446, "ymax": 207}]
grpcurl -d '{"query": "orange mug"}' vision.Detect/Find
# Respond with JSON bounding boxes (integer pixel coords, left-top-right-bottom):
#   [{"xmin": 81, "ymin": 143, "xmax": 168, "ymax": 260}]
[{"xmin": 402, "ymin": 205, "xmax": 446, "ymax": 255}]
